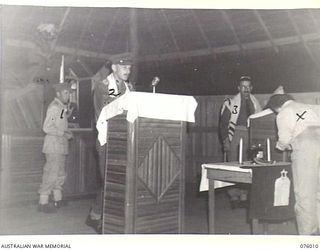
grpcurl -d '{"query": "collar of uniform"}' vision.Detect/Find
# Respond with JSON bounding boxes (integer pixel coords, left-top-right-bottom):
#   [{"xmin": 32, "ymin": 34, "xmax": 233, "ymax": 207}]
[
  {"xmin": 54, "ymin": 97, "xmax": 67, "ymax": 107},
  {"xmin": 279, "ymin": 100, "xmax": 294, "ymax": 112},
  {"xmin": 107, "ymin": 73, "xmax": 123, "ymax": 85}
]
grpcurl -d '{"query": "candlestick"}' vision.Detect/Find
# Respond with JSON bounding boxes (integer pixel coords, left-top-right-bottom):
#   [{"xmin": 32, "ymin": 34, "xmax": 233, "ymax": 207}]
[
  {"xmin": 267, "ymin": 138, "xmax": 271, "ymax": 162},
  {"xmin": 239, "ymin": 137, "xmax": 243, "ymax": 164},
  {"xmin": 59, "ymin": 55, "xmax": 64, "ymax": 83}
]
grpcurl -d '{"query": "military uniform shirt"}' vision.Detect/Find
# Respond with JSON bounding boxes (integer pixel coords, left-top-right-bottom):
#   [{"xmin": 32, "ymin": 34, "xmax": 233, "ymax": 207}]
[{"xmin": 42, "ymin": 97, "xmax": 69, "ymax": 155}]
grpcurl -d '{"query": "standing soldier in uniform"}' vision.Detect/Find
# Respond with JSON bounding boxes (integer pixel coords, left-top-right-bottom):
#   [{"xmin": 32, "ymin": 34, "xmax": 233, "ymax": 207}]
[
  {"xmin": 86, "ymin": 55, "xmax": 134, "ymax": 233},
  {"xmin": 266, "ymin": 94, "xmax": 320, "ymax": 235},
  {"xmin": 38, "ymin": 82, "xmax": 73, "ymax": 213},
  {"xmin": 219, "ymin": 76, "xmax": 261, "ymax": 208}
]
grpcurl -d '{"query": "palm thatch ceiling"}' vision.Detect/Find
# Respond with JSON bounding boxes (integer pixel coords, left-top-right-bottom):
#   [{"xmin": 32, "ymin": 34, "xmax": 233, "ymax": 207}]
[{"xmin": 2, "ymin": 6, "xmax": 320, "ymax": 94}]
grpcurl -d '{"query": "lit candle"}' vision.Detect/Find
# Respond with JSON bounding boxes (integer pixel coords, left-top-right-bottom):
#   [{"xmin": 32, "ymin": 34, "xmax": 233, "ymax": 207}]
[
  {"xmin": 267, "ymin": 138, "xmax": 271, "ymax": 162},
  {"xmin": 239, "ymin": 138, "xmax": 243, "ymax": 164}
]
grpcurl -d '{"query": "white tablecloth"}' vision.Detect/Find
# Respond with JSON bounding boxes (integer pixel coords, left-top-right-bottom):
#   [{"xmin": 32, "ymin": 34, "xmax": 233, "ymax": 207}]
[
  {"xmin": 199, "ymin": 162, "xmax": 252, "ymax": 192},
  {"xmin": 96, "ymin": 92, "xmax": 198, "ymax": 146}
]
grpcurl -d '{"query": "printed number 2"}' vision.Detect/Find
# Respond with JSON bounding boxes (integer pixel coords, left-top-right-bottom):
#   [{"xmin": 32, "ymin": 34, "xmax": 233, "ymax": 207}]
[
  {"xmin": 109, "ymin": 89, "xmax": 121, "ymax": 97},
  {"xmin": 232, "ymin": 105, "xmax": 238, "ymax": 114}
]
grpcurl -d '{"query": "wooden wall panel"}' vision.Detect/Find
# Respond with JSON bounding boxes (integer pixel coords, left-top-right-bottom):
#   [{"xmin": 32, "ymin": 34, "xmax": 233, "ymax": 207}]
[
  {"xmin": 0, "ymin": 131, "xmax": 99, "ymax": 207},
  {"xmin": 64, "ymin": 131, "xmax": 99, "ymax": 196},
  {"xmin": 0, "ymin": 135, "xmax": 44, "ymax": 206}
]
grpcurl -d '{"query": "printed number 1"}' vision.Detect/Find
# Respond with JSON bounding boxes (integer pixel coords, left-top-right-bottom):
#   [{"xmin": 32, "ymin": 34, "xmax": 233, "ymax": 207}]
[{"xmin": 60, "ymin": 109, "xmax": 64, "ymax": 119}]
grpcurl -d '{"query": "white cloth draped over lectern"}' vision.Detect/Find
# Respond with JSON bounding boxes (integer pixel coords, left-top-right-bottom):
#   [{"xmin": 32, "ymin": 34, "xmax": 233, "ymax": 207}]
[{"xmin": 96, "ymin": 92, "xmax": 198, "ymax": 146}]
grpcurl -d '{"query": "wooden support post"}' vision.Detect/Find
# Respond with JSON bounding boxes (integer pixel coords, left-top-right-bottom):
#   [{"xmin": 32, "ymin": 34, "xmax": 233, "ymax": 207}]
[{"xmin": 129, "ymin": 8, "xmax": 139, "ymax": 86}]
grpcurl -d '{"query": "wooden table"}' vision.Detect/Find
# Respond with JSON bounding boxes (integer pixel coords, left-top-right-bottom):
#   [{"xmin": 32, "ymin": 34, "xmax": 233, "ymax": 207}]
[{"xmin": 203, "ymin": 161, "xmax": 291, "ymax": 234}]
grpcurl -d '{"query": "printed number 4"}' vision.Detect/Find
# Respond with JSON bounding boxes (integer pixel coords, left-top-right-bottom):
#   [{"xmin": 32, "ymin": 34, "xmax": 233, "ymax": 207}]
[{"xmin": 232, "ymin": 105, "xmax": 238, "ymax": 114}]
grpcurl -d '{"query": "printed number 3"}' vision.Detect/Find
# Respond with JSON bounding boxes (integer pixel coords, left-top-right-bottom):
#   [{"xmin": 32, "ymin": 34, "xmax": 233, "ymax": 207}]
[{"xmin": 232, "ymin": 105, "xmax": 238, "ymax": 114}]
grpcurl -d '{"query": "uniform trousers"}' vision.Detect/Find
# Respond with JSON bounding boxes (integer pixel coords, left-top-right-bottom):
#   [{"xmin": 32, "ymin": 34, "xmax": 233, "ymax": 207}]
[
  {"xmin": 38, "ymin": 153, "xmax": 67, "ymax": 203},
  {"xmin": 291, "ymin": 127, "xmax": 320, "ymax": 235},
  {"xmin": 89, "ymin": 141, "xmax": 107, "ymax": 220}
]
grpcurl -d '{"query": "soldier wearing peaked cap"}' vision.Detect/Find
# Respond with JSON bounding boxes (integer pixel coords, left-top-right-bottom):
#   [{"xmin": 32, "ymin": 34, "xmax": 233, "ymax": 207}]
[
  {"xmin": 38, "ymin": 82, "xmax": 73, "ymax": 213},
  {"xmin": 86, "ymin": 55, "xmax": 135, "ymax": 233}
]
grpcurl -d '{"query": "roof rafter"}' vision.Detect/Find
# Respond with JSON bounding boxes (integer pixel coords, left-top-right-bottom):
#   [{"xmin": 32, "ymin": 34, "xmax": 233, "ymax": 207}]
[
  {"xmin": 253, "ymin": 10, "xmax": 279, "ymax": 54},
  {"xmin": 140, "ymin": 32, "xmax": 320, "ymax": 63},
  {"xmin": 220, "ymin": 10, "xmax": 243, "ymax": 53},
  {"xmin": 98, "ymin": 8, "xmax": 121, "ymax": 53},
  {"xmin": 74, "ymin": 9, "xmax": 94, "ymax": 59},
  {"xmin": 6, "ymin": 39, "xmax": 112, "ymax": 59},
  {"xmin": 160, "ymin": 9, "xmax": 184, "ymax": 63},
  {"xmin": 51, "ymin": 7, "xmax": 71, "ymax": 51},
  {"xmin": 190, "ymin": 10, "xmax": 216, "ymax": 60},
  {"xmin": 308, "ymin": 10, "xmax": 320, "ymax": 35},
  {"xmin": 142, "ymin": 10, "xmax": 161, "ymax": 69},
  {"xmin": 287, "ymin": 10, "xmax": 320, "ymax": 67},
  {"xmin": 7, "ymin": 33, "xmax": 320, "ymax": 64},
  {"xmin": 76, "ymin": 58, "xmax": 94, "ymax": 76}
]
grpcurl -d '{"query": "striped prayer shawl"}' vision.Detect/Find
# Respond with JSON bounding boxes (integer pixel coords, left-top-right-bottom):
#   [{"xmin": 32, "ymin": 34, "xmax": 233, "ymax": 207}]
[{"xmin": 221, "ymin": 93, "xmax": 261, "ymax": 141}]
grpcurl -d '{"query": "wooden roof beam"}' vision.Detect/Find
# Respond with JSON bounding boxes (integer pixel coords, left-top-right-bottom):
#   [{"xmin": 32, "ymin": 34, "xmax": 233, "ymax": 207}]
[
  {"xmin": 6, "ymin": 39, "xmax": 112, "ymax": 59},
  {"xmin": 6, "ymin": 32, "xmax": 320, "ymax": 63},
  {"xmin": 160, "ymin": 9, "xmax": 184, "ymax": 63},
  {"xmin": 98, "ymin": 8, "xmax": 121, "ymax": 53},
  {"xmin": 220, "ymin": 10, "xmax": 243, "ymax": 53},
  {"xmin": 308, "ymin": 10, "xmax": 320, "ymax": 35},
  {"xmin": 140, "ymin": 32, "xmax": 320, "ymax": 63},
  {"xmin": 142, "ymin": 10, "xmax": 161, "ymax": 69},
  {"xmin": 51, "ymin": 7, "xmax": 71, "ymax": 51},
  {"xmin": 76, "ymin": 58, "xmax": 94, "ymax": 76},
  {"xmin": 74, "ymin": 9, "xmax": 94, "ymax": 58},
  {"xmin": 287, "ymin": 10, "xmax": 320, "ymax": 67},
  {"xmin": 190, "ymin": 10, "xmax": 216, "ymax": 60},
  {"xmin": 253, "ymin": 10, "xmax": 279, "ymax": 54}
]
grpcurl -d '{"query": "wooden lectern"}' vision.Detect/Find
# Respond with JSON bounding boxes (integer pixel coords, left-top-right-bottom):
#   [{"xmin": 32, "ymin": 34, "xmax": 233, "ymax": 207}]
[{"xmin": 98, "ymin": 92, "xmax": 197, "ymax": 234}]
